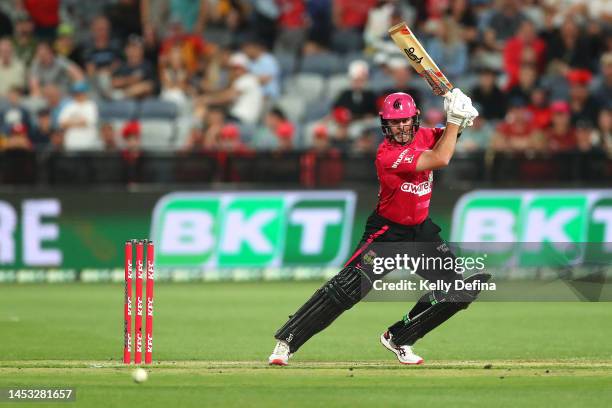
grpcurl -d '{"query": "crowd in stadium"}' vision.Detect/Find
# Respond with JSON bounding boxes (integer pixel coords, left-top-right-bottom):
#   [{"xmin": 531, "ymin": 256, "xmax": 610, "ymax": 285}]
[{"xmin": 0, "ymin": 0, "xmax": 610, "ymax": 161}]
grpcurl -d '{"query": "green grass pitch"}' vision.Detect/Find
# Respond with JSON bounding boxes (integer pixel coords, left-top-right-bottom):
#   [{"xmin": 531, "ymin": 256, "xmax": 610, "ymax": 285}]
[{"xmin": 1, "ymin": 282, "xmax": 611, "ymax": 407}]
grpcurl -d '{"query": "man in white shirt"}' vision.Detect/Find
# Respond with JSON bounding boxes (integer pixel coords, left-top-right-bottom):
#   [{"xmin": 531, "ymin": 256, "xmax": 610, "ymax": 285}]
[
  {"xmin": 58, "ymin": 82, "xmax": 100, "ymax": 151},
  {"xmin": 199, "ymin": 53, "xmax": 264, "ymax": 125},
  {"xmin": 0, "ymin": 38, "xmax": 26, "ymax": 97}
]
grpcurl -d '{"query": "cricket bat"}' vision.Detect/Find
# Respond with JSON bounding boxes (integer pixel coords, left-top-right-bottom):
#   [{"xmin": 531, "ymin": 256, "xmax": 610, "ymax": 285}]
[{"xmin": 388, "ymin": 22, "xmax": 454, "ymax": 97}]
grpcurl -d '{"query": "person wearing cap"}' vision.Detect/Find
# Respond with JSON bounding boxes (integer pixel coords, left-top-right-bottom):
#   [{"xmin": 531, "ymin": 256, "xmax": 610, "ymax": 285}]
[
  {"xmin": 545, "ymin": 100, "xmax": 578, "ymax": 153},
  {"xmin": 217, "ymin": 123, "xmax": 250, "ymax": 153},
  {"xmin": 111, "ymin": 35, "xmax": 155, "ymax": 99},
  {"xmin": 57, "ymin": 81, "xmax": 99, "ymax": 151},
  {"xmin": 121, "ymin": 120, "xmax": 142, "ymax": 161},
  {"xmin": 253, "ymin": 107, "xmax": 291, "ymax": 150},
  {"xmin": 54, "ymin": 23, "xmax": 84, "ymax": 67},
  {"xmin": 2, "ymin": 123, "xmax": 32, "ymax": 151},
  {"xmin": 199, "ymin": 52, "xmax": 264, "ymax": 125},
  {"xmin": 567, "ymin": 69, "xmax": 601, "ymax": 125},
  {"xmin": 29, "ymin": 41, "xmax": 84, "ymax": 97},
  {"xmin": 333, "ymin": 60, "xmax": 378, "ymax": 120},
  {"xmin": 30, "ymin": 108, "xmax": 61, "ymax": 151},
  {"xmin": 1, "ymin": 87, "xmax": 33, "ymax": 135}
]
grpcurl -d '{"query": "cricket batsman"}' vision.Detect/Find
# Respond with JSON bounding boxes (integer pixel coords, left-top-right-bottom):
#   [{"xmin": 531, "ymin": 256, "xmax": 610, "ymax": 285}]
[{"xmin": 269, "ymin": 89, "xmax": 490, "ymax": 366}]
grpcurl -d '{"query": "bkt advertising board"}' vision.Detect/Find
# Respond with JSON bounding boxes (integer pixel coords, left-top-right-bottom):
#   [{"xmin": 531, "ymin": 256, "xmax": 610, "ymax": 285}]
[{"xmin": 150, "ymin": 191, "xmax": 356, "ymax": 267}]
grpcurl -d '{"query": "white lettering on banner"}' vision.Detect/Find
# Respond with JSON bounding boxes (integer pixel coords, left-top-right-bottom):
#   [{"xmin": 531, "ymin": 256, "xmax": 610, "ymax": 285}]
[
  {"xmin": 290, "ymin": 209, "xmax": 342, "ymax": 254},
  {"xmin": 0, "ymin": 202, "xmax": 17, "ymax": 264},
  {"xmin": 221, "ymin": 210, "xmax": 276, "ymax": 254},
  {"xmin": 593, "ymin": 208, "xmax": 612, "ymax": 250},
  {"xmin": 23, "ymin": 199, "xmax": 62, "ymax": 266},
  {"xmin": 400, "ymin": 181, "xmax": 432, "ymax": 196},
  {"xmin": 391, "ymin": 149, "xmax": 410, "ymax": 168},
  {"xmin": 525, "ymin": 209, "xmax": 578, "ymax": 250},
  {"xmin": 463, "ymin": 209, "xmax": 516, "ymax": 242},
  {"xmin": 160, "ymin": 211, "xmax": 215, "ymax": 254}
]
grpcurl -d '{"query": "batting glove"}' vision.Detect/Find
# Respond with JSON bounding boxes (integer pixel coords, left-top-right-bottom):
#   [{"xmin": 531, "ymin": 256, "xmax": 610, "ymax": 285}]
[{"xmin": 444, "ymin": 88, "xmax": 478, "ymax": 128}]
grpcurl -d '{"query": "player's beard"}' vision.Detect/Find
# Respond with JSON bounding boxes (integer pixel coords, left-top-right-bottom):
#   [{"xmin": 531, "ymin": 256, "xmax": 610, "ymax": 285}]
[{"xmin": 393, "ymin": 126, "xmax": 414, "ymax": 145}]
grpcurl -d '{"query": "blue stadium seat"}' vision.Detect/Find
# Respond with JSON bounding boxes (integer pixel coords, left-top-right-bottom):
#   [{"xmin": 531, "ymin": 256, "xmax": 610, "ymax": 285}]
[
  {"xmin": 98, "ymin": 100, "xmax": 138, "ymax": 121},
  {"xmin": 139, "ymin": 99, "xmax": 178, "ymax": 120},
  {"xmin": 284, "ymin": 73, "xmax": 326, "ymax": 105},
  {"xmin": 300, "ymin": 53, "xmax": 342, "ymax": 77}
]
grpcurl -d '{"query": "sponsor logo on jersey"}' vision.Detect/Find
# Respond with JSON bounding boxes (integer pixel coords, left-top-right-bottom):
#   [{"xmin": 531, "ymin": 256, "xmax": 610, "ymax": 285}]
[
  {"xmin": 400, "ymin": 181, "xmax": 432, "ymax": 196},
  {"xmin": 392, "ymin": 149, "xmax": 410, "ymax": 168}
]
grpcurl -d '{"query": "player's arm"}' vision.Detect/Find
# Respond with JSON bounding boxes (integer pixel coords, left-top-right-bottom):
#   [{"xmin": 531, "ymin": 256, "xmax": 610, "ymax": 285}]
[
  {"xmin": 415, "ymin": 124, "xmax": 460, "ymax": 171},
  {"xmin": 416, "ymin": 89, "xmax": 478, "ymax": 171}
]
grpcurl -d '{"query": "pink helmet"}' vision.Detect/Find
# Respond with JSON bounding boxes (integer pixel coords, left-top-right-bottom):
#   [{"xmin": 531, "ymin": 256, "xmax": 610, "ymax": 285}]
[
  {"xmin": 379, "ymin": 92, "xmax": 418, "ymax": 119},
  {"xmin": 379, "ymin": 92, "xmax": 420, "ymax": 143}
]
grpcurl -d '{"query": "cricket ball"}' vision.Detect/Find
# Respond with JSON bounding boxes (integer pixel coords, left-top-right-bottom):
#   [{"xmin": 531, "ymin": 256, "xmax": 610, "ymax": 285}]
[{"xmin": 132, "ymin": 368, "xmax": 148, "ymax": 383}]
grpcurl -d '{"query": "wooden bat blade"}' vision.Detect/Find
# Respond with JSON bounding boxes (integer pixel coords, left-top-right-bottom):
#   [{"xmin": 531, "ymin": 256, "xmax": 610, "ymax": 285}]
[{"xmin": 388, "ymin": 22, "xmax": 453, "ymax": 96}]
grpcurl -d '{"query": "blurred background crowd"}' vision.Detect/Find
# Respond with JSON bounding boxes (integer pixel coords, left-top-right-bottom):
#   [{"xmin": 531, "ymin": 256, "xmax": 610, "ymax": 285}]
[{"xmin": 0, "ymin": 0, "xmax": 610, "ymax": 184}]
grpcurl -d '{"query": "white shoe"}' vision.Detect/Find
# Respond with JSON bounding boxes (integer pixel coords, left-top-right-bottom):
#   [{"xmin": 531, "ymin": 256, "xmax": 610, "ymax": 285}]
[
  {"xmin": 268, "ymin": 340, "xmax": 291, "ymax": 366},
  {"xmin": 380, "ymin": 331, "xmax": 424, "ymax": 365}
]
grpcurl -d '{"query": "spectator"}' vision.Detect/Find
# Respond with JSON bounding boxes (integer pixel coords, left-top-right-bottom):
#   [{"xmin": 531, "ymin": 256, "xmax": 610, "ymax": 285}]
[
  {"xmin": 275, "ymin": 0, "xmax": 308, "ymax": 54},
  {"xmin": 242, "ymin": 37, "xmax": 281, "ymax": 102},
  {"xmin": 363, "ymin": 0, "xmax": 400, "ymax": 51},
  {"xmin": 595, "ymin": 108, "xmax": 612, "ymax": 157},
  {"xmin": 503, "ymin": 19, "xmax": 546, "ymax": 89},
  {"xmin": 159, "ymin": 45, "xmax": 190, "ymax": 106},
  {"xmin": 426, "ymin": 18, "xmax": 468, "ymax": 82},
  {"xmin": 199, "ymin": 52, "xmax": 264, "ymax": 126},
  {"xmin": 82, "ymin": 16, "xmax": 122, "ymax": 98},
  {"xmin": 120, "ymin": 120, "xmax": 143, "ymax": 183},
  {"xmin": 491, "ymin": 101, "xmax": 543, "ymax": 153},
  {"xmin": 165, "ymin": 0, "xmax": 207, "ymax": 34},
  {"xmin": 334, "ymin": 60, "xmax": 377, "ymax": 120},
  {"xmin": 329, "ymin": 106, "xmax": 352, "ymax": 151},
  {"xmin": 180, "ymin": 125, "xmax": 206, "ymax": 153},
  {"xmin": 567, "ymin": 69, "xmax": 600, "ymax": 124},
  {"xmin": 545, "ymin": 100, "xmax": 577, "ymax": 153},
  {"xmin": 12, "ymin": 12, "xmax": 37, "ymax": 65},
  {"xmin": 448, "ymin": 0, "xmax": 479, "ymax": 51},
  {"xmin": 54, "ymin": 23, "xmax": 84, "ymax": 67},
  {"xmin": 306, "ymin": 0, "xmax": 333, "ymax": 48},
  {"xmin": 484, "ymin": 0, "xmax": 526, "ymax": 44},
  {"xmin": 0, "ymin": 38, "xmax": 26, "ymax": 97},
  {"xmin": 111, "ymin": 35, "xmax": 156, "ymax": 100},
  {"xmin": 218, "ymin": 123, "xmax": 249, "ymax": 153},
  {"xmin": 30, "ymin": 108, "xmax": 61, "ymax": 150},
  {"xmin": 100, "ymin": 122, "xmax": 118, "ymax": 151},
  {"xmin": 376, "ymin": 57, "xmax": 422, "ymax": 112},
  {"xmin": 351, "ymin": 128, "xmax": 377, "ymax": 154},
  {"xmin": 201, "ymin": 107, "xmax": 227, "ymax": 150},
  {"xmin": 58, "ymin": 81, "xmax": 99, "ymax": 151},
  {"xmin": 253, "ymin": 108, "xmax": 292, "ymax": 150},
  {"xmin": 545, "ymin": 15, "xmax": 592, "ymax": 74},
  {"xmin": 2, "ymin": 122, "xmax": 32, "ymax": 151},
  {"xmin": 0, "ymin": 87, "xmax": 32, "ymax": 134},
  {"xmin": 23, "ymin": 0, "xmax": 60, "ymax": 40},
  {"xmin": 310, "ymin": 124, "xmax": 334, "ymax": 153},
  {"xmin": 471, "ymin": 67, "xmax": 507, "ymax": 121},
  {"xmin": 275, "ymin": 121, "xmax": 295, "ymax": 152},
  {"xmin": 455, "ymin": 115, "xmax": 493, "ymax": 153},
  {"xmin": 29, "ymin": 41, "xmax": 84, "ymax": 97},
  {"xmin": 507, "ymin": 64, "xmax": 539, "ymax": 102},
  {"xmin": 331, "ymin": 0, "xmax": 376, "ymax": 53},
  {"xmin": 526, "ymin": 87, "xmax": 552, "ymax": 130},
  {"xmin": 592, "ymin": 52, "xmax": 612, "ymax": 109},
  {"xmin": 41, "ymin": 83, "xmax": 68, "ymax": 129},
  {"xmin": 422, "ymin": 109, "xmax": 445, "ymax": 128},
  {"xmin": 159, "ymin": 18, "xmax": 212, "ymax": 76},
  {"xmin": 105, "ymin": 0, "xmax": 142, "ymax": 43},
  {"xmin": 0, "ymin": 9, "xmax": 12, "ymax": 38},
  {"xmin": 575, "ymin": 119, "xmax": 596, "ymax": 152}
]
